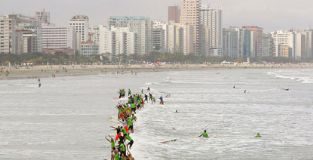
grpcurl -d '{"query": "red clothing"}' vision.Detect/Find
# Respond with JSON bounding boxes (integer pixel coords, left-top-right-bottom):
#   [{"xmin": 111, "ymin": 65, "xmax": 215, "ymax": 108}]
[
  {"xmin": 124, "ymin": 125, "xmax": 129, "ymax": 133},
  {"xmin": 115, "ymin": 133, "xmax": 121, "ymax": 141}
]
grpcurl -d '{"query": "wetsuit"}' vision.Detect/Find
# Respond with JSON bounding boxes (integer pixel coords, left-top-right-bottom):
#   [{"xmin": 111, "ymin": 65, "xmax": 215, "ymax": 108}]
[
  {"xmin": 119, "ymin": 143, "xmax": 126, "ymax": 157},
  {"xmin": 126, "ymin": 134, "xmax": 134, "ymax": 149},
  {"xmin": 200, "ymin": 132, "xmax": 209, "ymax": 138},
  {"xmin": 127, "ymin": 117, "xmax": 134, "ymax": 131}
]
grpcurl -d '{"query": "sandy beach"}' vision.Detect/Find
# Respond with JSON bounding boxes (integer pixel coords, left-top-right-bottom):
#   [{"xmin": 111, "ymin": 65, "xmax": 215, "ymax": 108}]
[{"xmin": 1, "ymin": 63, "xmax": 313, "ymax": 80}]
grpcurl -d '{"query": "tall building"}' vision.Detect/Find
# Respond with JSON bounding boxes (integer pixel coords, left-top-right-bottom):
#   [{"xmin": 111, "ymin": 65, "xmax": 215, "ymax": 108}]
[
  {"xmin": 180, "ymin": 0, "xmax": 201, "ymax": 55},
  {"xmin": 167, "ymin": 22, "xmax": 193, "ymax": 55},
  {"xmin": 0, "ymin": 16, "xmax": 16, "ymax": 54},
  {"xmin": 294, "ymin": 31, "xmax": 305, "ymax": 60},
  {"xmin": 39, "ymin": 24, "xmax": 76, "ymax": 51},
  {"xmin": 261, "ymin": 33, "xmax": 274, "ymax": 57},
  {"xmin": 98, "ymin": 25, "xmax": 136, "ymax": 59},
  {"xmin": 241, "ymin": 26, "xmax": 263, "ymax": 58},
  {"xmin": 1, "ymin": 14, "xmax": 40, "ymax": 54},
  {"xmin": 69, "ymin": 15, "xmax": 89, "ymax": 42},
  {"xmin": 152, "ymin": 21, "xmax": 167, "ymax": 52},
  {"xmin": 98, "ymin": 25, "xmax": 113, "ymax": 56},
  {"xmin": 271, "ymin": 30, "xmax": 295, "ymax": 58},
  {"xmin": 109, "ymin": 16, "xmax": 152, "ymax": 55},
  {"xmin": 168, "ymin": 6, "xmax": 180, "ymax": 23},
  {"xmin": 14, "ymin": 30, "xmax": 38, "ymax": 54},
  {"xmin": 223, "ymin": 27, "xmax": 240, "ymax": 58},
  {"xmin": 200, "ymin": 6, "xmax": 222, "ymax": 56},
  {"xmin": 35, "ymin": 9, "xmax": 50, "ymax": 25}
]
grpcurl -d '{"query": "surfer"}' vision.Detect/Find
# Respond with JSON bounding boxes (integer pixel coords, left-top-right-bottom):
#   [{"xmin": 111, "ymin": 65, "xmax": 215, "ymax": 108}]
[
  {"xmin": 244, "ymin": 90, "xmax": 247, "ymax": 94},
  {"xmin": 127, "ymin": 116, "xmax": 134, "ymax": 133},
  {"xmin": 128, "ymin": 89, "xmax": 132, "ymax": 96},
  {"xmin": 233, "ymin": 85, "xmax": 236, "ymax": 89},
  {"xmin": 283, "ymin": 88, "xmax": 290, "ymax": 91},
  {"xmin": 255, "ymin": 133, "xmax": 262, "ymax": 138},
  {"xmin": 199, "ymin": 130, "xmax": 209, "ymax": 138},
  {"xmin": 38, "ymin": 82, "xmax": 42, "ymax": 88},
  {"xmin": 159, "ymin": 96, "xmax": 164, "ymax": 105},
  {"xmin": 144, "ymin": 94, "xmax": 148, "ymax": 102}
]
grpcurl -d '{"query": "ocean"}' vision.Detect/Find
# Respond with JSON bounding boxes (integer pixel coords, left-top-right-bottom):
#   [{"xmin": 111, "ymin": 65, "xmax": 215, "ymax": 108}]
[{"xmin": 0, "ymin": 69, "xmax": 313, "ymax": 160}]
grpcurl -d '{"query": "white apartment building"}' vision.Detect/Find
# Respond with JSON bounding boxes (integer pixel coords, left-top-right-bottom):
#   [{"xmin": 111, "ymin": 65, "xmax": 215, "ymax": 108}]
[
  {"xmin": 39, "ymin": 24, "xmax": 75, "ymax": 50},
  {"xmin": 271, "ymin": 30, "xmax": 295, "ymax": 58},
  {"xmin": 98, "ymin": 25, "xmax": 136, "ymax": 58},
  {"xmin": 200, "ymin": 7, "xmax": 223, "ymax": 56},
  {"xmin": 152, "ymin": 21, "xmax": 167, "ymax": 52},
  {"xmin": 109, "ymin": 16, "xmax": 152, "ymax": 55},
  {"xmin": 167, "ymin": 23, "xmax": 193, "ymax": 55},
  {"xmin": 69, "ymin": 15, "xmax": 89, "ymax": 42},
  {"xmin": 0, "ymin": 15, "xmax": 16, "ymax": 54},
  {"xmin": 99, "ymin": 25, "xmax": 113, "ymax": 56}
]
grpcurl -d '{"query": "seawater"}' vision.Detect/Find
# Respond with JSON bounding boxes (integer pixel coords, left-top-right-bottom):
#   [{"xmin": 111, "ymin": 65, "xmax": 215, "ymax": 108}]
[{"xmin": 0, "ymin": 69, "xmax": 313, "ymax": 160}]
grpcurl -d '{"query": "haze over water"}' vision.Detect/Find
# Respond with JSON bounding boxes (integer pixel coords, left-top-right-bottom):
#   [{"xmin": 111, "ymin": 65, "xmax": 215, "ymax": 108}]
[{"xmin": 1, "ymin": 69, "xmax": 313, "ymax": 159}]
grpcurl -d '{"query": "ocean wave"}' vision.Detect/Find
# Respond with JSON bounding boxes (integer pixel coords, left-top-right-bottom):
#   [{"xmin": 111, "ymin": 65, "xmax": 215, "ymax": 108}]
[{"xmin": 267, "ymin": 71, "xmax": 313, "ymax": 84}]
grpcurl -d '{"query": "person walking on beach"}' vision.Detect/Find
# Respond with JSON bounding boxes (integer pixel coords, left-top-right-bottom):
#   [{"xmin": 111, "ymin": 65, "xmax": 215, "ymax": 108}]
[{"xmin": 199, "ymin": 130, "xmax": 209, "ymax": 138}]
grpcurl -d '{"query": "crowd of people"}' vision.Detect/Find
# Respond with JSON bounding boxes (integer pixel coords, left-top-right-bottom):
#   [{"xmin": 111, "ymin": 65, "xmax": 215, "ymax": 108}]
[{"xmin": 107, "ymin": 87, "xmax": 158, "ymax": 160}]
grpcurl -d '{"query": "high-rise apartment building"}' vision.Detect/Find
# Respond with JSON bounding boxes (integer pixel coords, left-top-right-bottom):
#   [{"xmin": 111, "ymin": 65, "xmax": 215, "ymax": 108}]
[
  {"xmin": 241, "ymin": 26, "xmax": 263, "ymax": 58},
  {"xmin": 152, "ymin": 21, "xmax": 167, "ymax": 52},
  {"xmin": 109, "ymin": 16, "xmax": 152, "ymax": 55},
  {"xmin": 180, "ymin": 0, "xmax": 201, "ymax": 55},
  {"xmin": 200, "ymin": 7, "xmax": 222, "ymax": 56},
  {"xmin": 0, "ymin": 16, "xmax": 16, "ymax": 54},
  {"xmin": 223, "ymin": 27, "xmax": 240, "ymax": 58},
  {"xmin": 168, "ymin": 6, "xmax": 180, "ymax": 23},
  {"xmin": 271, "ymin": 30, "xmax": 295, "ymax": 58},
  {"xmin": 167, "ymin": 22, "xmax": 193, "ymax": 55},
  {"xmin": 98, "ymin": 25, "xmax": 136, "ymax": 59},
  {"xmin": 69, "ymin": 15, "xmax": 89, "ymax": 42},
  {"xmin": 261, "ymin": 33, "xmax": 274, "ymax": 57}
]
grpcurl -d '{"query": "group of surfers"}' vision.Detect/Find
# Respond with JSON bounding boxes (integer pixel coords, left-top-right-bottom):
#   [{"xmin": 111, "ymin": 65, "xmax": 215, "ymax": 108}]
[{"xmin": 106, "ymin": 88, "xmax": 158, "ymax": 160}]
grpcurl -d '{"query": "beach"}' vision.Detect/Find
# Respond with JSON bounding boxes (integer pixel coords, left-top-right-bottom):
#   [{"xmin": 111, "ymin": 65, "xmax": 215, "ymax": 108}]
[{"xmin": 1, "ymin": 63, "xmax": 313, "ymax": 80}]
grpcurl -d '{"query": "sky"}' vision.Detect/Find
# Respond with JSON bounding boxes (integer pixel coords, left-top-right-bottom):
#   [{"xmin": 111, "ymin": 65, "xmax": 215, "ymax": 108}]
[{"xmin": 0, "ymin": 0, "xmax": 312, "ymax": 32}]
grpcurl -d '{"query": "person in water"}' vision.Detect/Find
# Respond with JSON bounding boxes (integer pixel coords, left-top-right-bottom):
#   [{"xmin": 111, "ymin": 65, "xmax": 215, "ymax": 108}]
[
  {"xmin": 199, "ymin": 130, "xmax": 209, "ymax": 138},
  {"xmin": 128, "ymin": 89, "xmax": 132, "ymax": 96},
  {"xmin": 144, "ymin": 94, "xmax": 148, "ymax": 102},
  {"xmin": 159, "ymin": 96, "xmax": 164, "ymax": 105},
  {"xmin": 255, "ymin": 133, "xmax": 262, "ymax": 138}
]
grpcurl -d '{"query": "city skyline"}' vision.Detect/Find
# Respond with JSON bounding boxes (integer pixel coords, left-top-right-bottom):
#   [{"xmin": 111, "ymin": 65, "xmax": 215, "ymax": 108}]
[{"xmin": 1, "ymin": 0, "xmax": 313, "ymax": 31}]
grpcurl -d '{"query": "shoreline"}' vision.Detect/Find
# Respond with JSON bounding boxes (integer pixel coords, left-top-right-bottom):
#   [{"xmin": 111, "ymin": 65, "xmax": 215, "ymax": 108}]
[{"xmin": 1, "ymin": 63, "xmax": 313, "ymax": 80}]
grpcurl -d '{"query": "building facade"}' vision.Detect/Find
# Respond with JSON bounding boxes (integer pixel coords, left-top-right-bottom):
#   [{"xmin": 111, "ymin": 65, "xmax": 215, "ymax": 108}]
[
  {"xmin": 200, "ymin": 7, "xmax": 222, "ymax": 56},
  {"xmin": 168, "ymin": 6, "xmax": 180, "ymax": 23},
  {"xmin": 69, "ymin": 15, "xmax": 89, "ymax": 42},
  {"xmin": 223, "ymin": 27, "xmax": 240, "ymax": 58},
  {"xmin": 271, "ymin": 30, "xmax": 295, "ymax": 58},
  {"xmin": 180, "ymin": 0, "xmax": 201, "ymax": 55},
  {"xmin": 109, "ymin": 16, "xmax": 152, "ymax": 55}
]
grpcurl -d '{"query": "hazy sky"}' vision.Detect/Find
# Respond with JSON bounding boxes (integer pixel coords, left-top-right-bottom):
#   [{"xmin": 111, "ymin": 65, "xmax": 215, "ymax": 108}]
[{"xmin": 0, "ymin": 0, "xmax": 312, "ymax": 31}]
